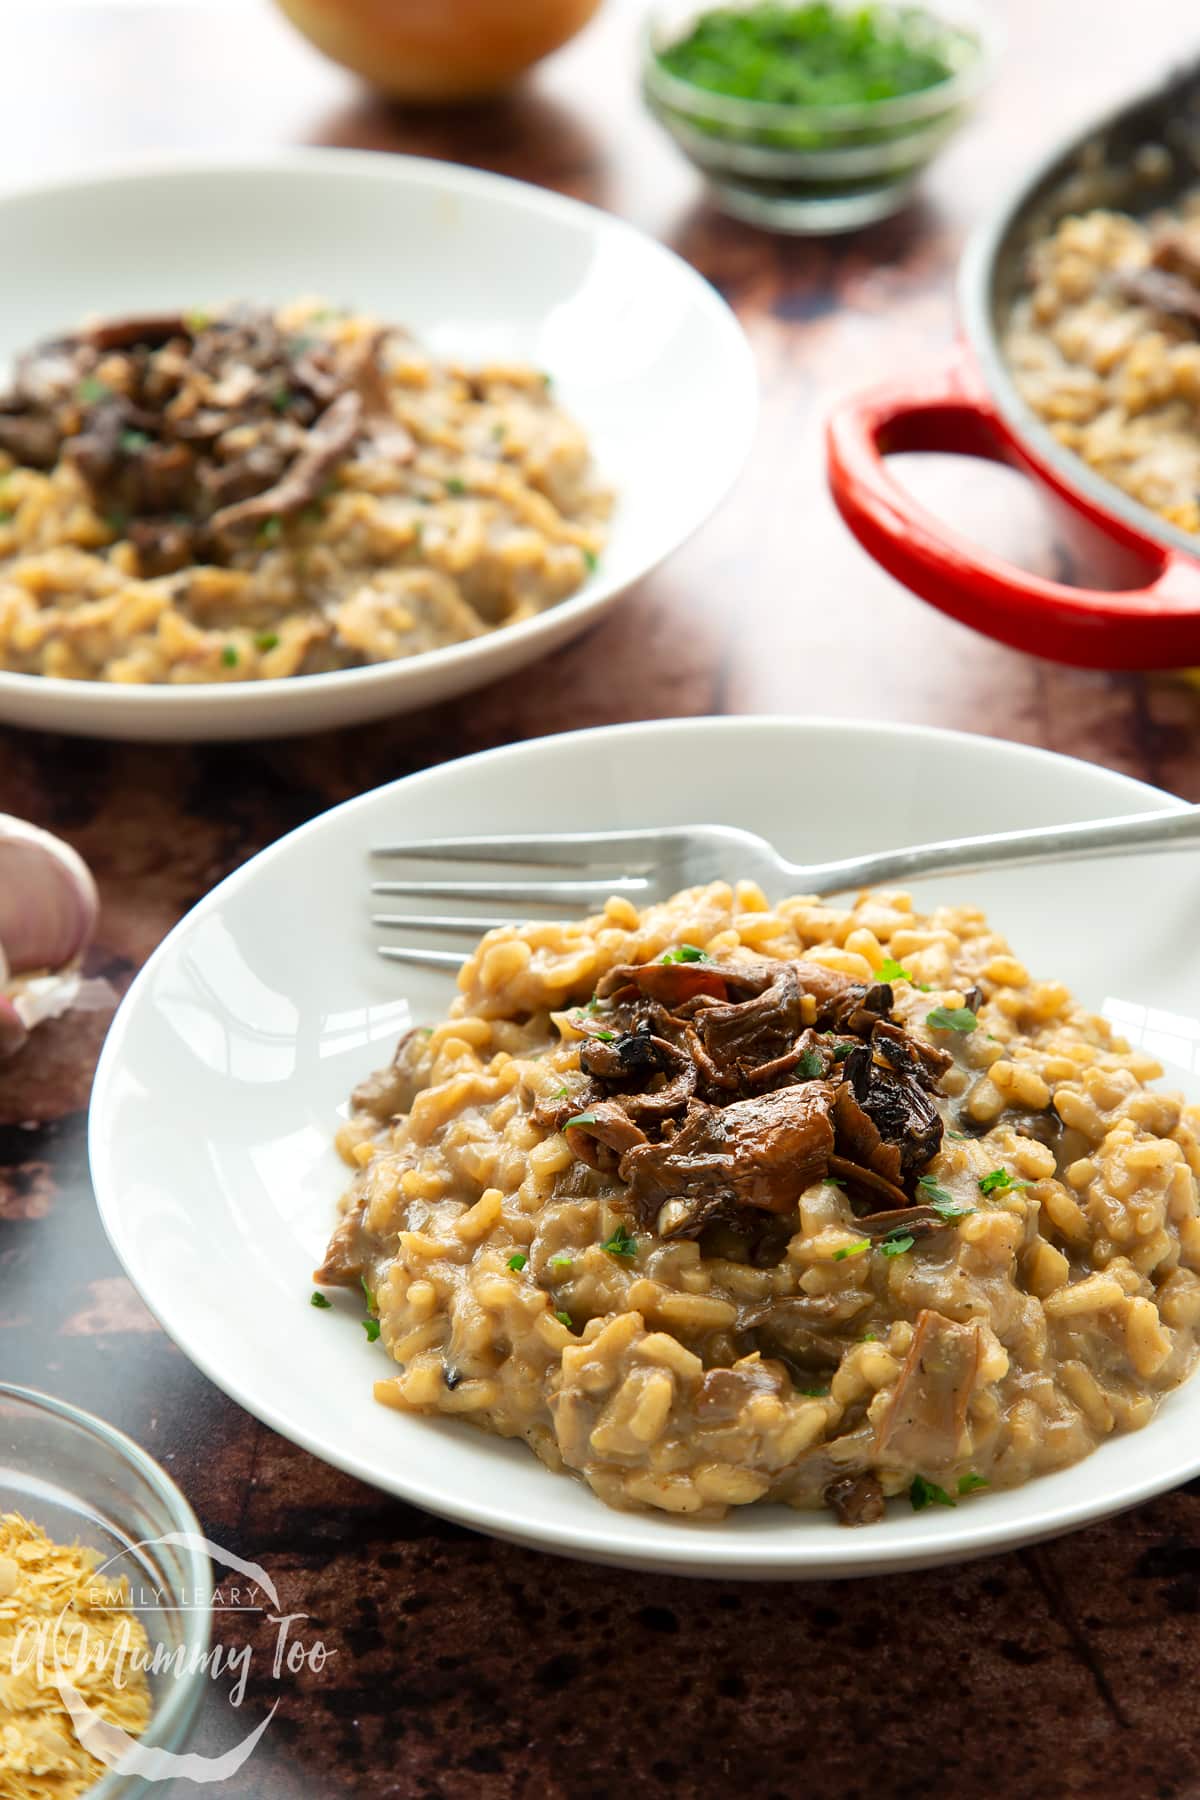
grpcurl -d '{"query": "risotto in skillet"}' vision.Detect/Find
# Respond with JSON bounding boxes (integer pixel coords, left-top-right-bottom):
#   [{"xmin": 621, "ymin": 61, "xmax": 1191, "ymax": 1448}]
[
  {"xmin": 317, "ymin": 881, "xmax": 1200, "ymax": 1525},
  {"xmin": 1006, "ymin": 194, "xmax": 1200, "ymax": 534},
  {"xmin": 0, "ymin": 301, "xmax": 608, "ymax": 683}
]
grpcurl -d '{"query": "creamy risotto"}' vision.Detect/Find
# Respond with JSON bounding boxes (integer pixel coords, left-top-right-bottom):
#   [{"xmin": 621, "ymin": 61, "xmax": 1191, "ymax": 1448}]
[
  {"xmin": 1006, "ymin": 195, "xmax": 1200, "ymax": 533},
  {"xmin": 0, "ymin": 301, "xmax": 608, "ymax": 683},
  {"xmin": 317, "ymin": 881, "xmax": 1200, "ymax": 1525}
]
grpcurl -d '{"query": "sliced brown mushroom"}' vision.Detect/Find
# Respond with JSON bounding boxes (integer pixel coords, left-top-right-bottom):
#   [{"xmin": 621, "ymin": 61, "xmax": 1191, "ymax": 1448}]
[
  {"xmin": 824, "ymin": 1471, "xmax": 886, "ymax": 1527},
  {"xmin": 1112, "ymin": 266, "xmax": 1200, "ymax": 330},
  {"xmin": 554, "ymin": 951, "xmax": 958, "ymax": 1255},
  {"xmin": 209, "ymin": 390, "xmax": 363, "ymax": 533},
  {"xmin": 841, "ymin": 1204, "xmax": 949, "ymax": 1240},
  {"xmin": 874, "ymin": 1308, "xmax": 981, "ymax": 1465},
  {"xmin": 0, "ymin": 305, "xmax": 398, "ymax": 573},
  {"xmin": 563, "ymin": 1099, "xmax": 648, "ymax": 1173},
  {"xmin": 618, "ymin": 1083, "xmax": 838, "ymax": 1237},
  {"xmin": 86, "ymin": 313, "xmax": 191, "ymax": 352}
]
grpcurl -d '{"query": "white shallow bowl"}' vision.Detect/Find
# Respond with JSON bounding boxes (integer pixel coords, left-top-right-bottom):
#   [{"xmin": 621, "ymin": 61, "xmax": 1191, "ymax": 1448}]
[
  {"xmin": 90, "ymin": 719, "xmax": 1200, "ymax": 1578},
  {"xmin": 0, "ymin": 151, "xmax": 755, "ymax": 741}
]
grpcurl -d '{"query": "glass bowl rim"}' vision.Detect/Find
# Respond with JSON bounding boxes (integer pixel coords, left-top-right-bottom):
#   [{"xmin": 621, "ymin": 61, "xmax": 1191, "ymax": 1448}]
[
  {"xmin": 0, "ymin": 1380, "xmax": 212, "ymax": 1797},
  {"xmin": 642, "ymin": 0, "xmax": 1001, "ymax": 133}
]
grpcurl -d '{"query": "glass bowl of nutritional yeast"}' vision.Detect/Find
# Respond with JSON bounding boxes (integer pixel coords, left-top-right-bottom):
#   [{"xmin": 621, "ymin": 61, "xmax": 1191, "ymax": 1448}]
[{"xmin": 0, "ymin": 1383, "xmax": 211, "ymax": 1799}]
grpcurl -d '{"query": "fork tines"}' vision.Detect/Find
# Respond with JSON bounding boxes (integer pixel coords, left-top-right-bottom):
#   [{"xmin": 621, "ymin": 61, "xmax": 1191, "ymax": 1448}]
[{"xmin": 370, "ymin": 827, "xmax": 669, "ymax": 969}]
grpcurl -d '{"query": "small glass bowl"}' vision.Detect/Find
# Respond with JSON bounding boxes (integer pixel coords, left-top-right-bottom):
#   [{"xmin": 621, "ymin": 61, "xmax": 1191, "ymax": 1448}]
[
  {"xmin": 643, "ymin": 0, "xmax": 998, "ymax": 233},
  {"xmin": 0, "ymin": 1383, "xmax": 211, "ymax": 1798}
]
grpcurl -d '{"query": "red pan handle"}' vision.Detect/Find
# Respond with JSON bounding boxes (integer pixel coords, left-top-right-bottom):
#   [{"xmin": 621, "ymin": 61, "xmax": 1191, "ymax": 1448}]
[{"xmin": 825, "ymin": 349, "xmax": 1200, "ymax": 669}]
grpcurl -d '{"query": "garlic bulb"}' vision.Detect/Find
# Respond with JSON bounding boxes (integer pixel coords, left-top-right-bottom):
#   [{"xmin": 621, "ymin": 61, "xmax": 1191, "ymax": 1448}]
[
  {"xmin": 0, "ymin": 816, "xmax": 99, "ymax": 1056},
  {"xmin": 0, "ymin": 815, "xmax": 98, "ymax": 976}
]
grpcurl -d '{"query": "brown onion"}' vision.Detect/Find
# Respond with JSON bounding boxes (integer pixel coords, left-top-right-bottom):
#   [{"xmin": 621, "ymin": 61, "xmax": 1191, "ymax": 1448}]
[{"xmin": 271, "ymin": 0, "xmax": 602, "ymax": 102}]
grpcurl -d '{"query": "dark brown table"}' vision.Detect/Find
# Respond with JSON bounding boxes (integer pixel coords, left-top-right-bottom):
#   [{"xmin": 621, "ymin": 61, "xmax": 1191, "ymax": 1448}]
[{"xmin": 4, "ymin": 2, "xmax": 1200, "ymax": 1793}]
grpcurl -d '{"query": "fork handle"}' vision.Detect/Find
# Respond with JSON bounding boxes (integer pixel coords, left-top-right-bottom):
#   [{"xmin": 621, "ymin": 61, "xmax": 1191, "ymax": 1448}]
[{"xmin": 794, "ymin": 804, "xmax": 1200, "ymax": 896}]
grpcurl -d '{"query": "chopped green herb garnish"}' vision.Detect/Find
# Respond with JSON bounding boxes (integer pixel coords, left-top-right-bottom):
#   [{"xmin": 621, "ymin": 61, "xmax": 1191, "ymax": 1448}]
[
  {"xmin": 910, "ymin": 1474, "xmax": 955, "ymax": 1511},
  {"xmin": 601, "ymin": 1223, "xmax": 638, "ymax": 1259},
  {"xmin": 360, "ymin": 1275, "xmax": 377, "ymax": 1312},
  {"xmin": 795, "ymin": 1048, "xmax": 824, "ymax": 1078},
  {"xmin": 446, "ymin": 476, "xmax": 467, "ymax": 496},
  {"xmin": 362, "ymin": 1317, "xmax": 381, "ymax": 1342},
  {"xmin": 926, "ymin": 1005, "xmax": 978, "ymax": 1033},
  {"xmin": 594, "ymin": 1031, "xmax": 616, "ymax": 1042},
  {"xmin": 310, "ymin": 1291, "xmax": 332, "ymax": 1309},
  {"xmin": 0, "ymin": 508, "xmax": 13, "ymax": 524},
  {"xmin": 257, "ymin": 516, "xmax": 283, "ymax": 545},
  {"xmin": 565, "ymin": 1112, "xmax": 598, "ymax": 1129},
  {"xmin": 657, "ymin": 2, "xmax": 961, "ymax": 110},
  {"xmin": 916, "ymin": 1174, "xmax": 971, "ymax": 1219},
  {"xmin": 861, "ymin": 1331, "xmax": 879, "ymax": 1341},
  {"xmin": 104, "ymin": 508, "xmax": 128, "ymax": 534},
  {"xmin": 824, "ymin": 1176, "xmax": 846, "ymax": 1188},
  {"xmin": 801, "ymin": 1386, "xmax": 829, "ymax": 1398},
  {"xmin": 660, "ymin": 944, "xmax": 709, "ymax": 964},
  {"xmin": 876, "ymin": 956, "xmax": 932, "ymax": 992},
  {"xmin": 255, "ymin": 631, "xmax": 280, "ymax": 653},
  {"xmin": 958, "ymin": 1472, "xmax": 989, "ymax": 1495},
  {"xmin": 833, "ymin": 1041, "xmax": 856, "ymax": 1060},
  {"xmin": 540, "ymin": 371, "xmax": 554, "ymax": 389},
  {"xmin": 491, "ymin": 422, "xmax": 506, "ymax": 442},
  {"xmin": 507, "ymin": 1251, "xmax": 528, "ymax": 1272},
  {"xmin": 271, "ymin": 385, "xmax": 294, "ymax": 413},
  {"xmin": 554, "ymin": 1310, "xmax": 572, "ymax": 1329},
  {"xmin": 220, "ymin": 645, "xmax": 239, "ymax": 667},
  {"xmin": 583, "ymin": 548, "xmax": 599, "ymax": 572},
  {"xmin": 978, "ymin": 1168, "xmax": 1030, "ymax": 1196},
  {"xmin": 419, "ymin": 1026, "xmax": 435, "ymax": 1038},
  {"xmin": 833, "ymin": 1239, "xmax": 870, "ymax": 1261},
  {"xmin": 549, "ymin": 1254, "xmax": 574, "ymax": 1271},
  {"xmin": 550, "ymin": 1085, "xmax": 571, "ymax": 1099},
  {"xmin": 879, "ymin": 1232, "xmax": 915, "ymax": 1258},
  {"xmin": 119, "ymin": 428, "xmax": 151, "ymax": 454},
  {"xmin": 76, "ymin": 376, "xmax": 112, "ymax": 405},
  {"xmin": 947, "ymin": 1130, "xmax": 968, "ymax": 1140},
  {"xmin": 986, "ymin": 1034, "xmax": 1001, "ymax": 1044}
]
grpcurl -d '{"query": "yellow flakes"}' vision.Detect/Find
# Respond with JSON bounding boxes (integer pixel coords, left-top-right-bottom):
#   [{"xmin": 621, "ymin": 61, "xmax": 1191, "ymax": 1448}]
[{"xmin": 0, "ymin": 1513, "xmax": 153, "ymax": 1800}]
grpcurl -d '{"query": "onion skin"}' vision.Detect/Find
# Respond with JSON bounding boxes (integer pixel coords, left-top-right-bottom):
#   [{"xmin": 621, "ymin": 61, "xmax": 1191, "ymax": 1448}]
[
  {"xmin": 0, "ymin": 816, "xmax": 99, "ymax": 977},
  {"xmin": 271, "ymin": 0, "xmax": 602, "ymax": 101}
]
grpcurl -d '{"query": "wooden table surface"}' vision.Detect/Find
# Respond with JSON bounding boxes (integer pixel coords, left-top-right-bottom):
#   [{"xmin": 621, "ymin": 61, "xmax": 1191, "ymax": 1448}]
[{"xmin": 4, "ymin": 2, "xmax": 1200, "ymax": 1795}]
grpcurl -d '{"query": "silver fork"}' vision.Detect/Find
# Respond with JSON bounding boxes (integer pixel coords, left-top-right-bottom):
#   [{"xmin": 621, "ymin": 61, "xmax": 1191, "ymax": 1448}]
[{"xmin": 370, "ymin": 805, "xmax": 1200, "ymax": 968}]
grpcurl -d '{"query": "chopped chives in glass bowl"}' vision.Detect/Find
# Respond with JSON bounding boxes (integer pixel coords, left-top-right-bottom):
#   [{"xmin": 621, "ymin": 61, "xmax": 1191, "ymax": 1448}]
[{"xmin": 643, "ymin": 0, "xmax": 997, "ymax": 233}]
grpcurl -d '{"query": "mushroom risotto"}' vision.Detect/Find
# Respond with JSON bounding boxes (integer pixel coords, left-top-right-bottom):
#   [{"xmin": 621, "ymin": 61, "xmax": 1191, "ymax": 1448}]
[
  {"xmin": 1005, "ymin": 194, "xmax": 1200, "ymax": 533},
  {"xmin": 0, "ymin": 301, "xmax": 608, "ymax": 682},
  {"xmin": 317, "ymin": 881, "xmax": 1200, "ymax": 1524}
]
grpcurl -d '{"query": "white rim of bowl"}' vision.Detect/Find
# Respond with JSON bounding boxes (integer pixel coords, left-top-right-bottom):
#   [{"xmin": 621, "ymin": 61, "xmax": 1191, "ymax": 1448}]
[
  {"xmin": 0, "ymin": 1380, "xmax": 211, "ymax": 1781},
  {"xmin": 0, "ymin": 145, "xmax": 757, "ymax": 718},
  {"xmin": 89, "ymin": 715, "xmax": 1190, "ymax": 1575}
]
